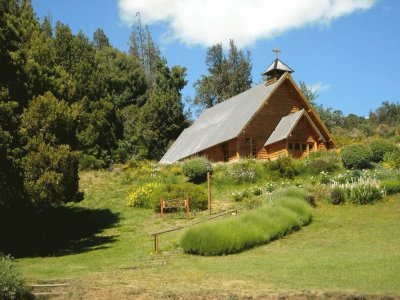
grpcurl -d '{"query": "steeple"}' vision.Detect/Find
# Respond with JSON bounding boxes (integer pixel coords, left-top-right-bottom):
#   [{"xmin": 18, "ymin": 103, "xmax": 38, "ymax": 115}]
[{"xmin": 262, "ymin": 47, "xmax": 294, "ymax": 85}]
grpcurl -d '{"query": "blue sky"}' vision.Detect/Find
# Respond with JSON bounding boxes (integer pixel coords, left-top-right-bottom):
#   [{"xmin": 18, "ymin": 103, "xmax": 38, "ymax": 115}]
[{"xmin": 31, "ymin": 0, "xmax": 400, "ymax": 117}]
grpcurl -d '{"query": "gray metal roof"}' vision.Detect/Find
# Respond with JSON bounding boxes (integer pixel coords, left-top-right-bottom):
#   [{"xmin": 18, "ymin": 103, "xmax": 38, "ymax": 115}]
[
  {"xmin": 160, "ymin": 80, "xmax": 281, "ymax": 163},
  {"xmin": 262, "ymin": 59, "xmax": 294, "ymax": 76},
  {"xmin": 265, "ymin": 109, "xmax": 304, "ymax": 146}
]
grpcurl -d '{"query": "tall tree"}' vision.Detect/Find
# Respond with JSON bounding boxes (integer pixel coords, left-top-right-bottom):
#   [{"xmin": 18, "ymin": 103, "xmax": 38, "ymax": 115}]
[
  {"xmin": 93, "ymin": 28, "xmax": 110, "ymax": 49},
  {"xmin": 129, "ymin": 13, "xmax": 161, "ymax": 88},
  {"xmin": 0, "ymin": 100, "xmax": 24, "ymax": 208},
  {"xmin": 20, "ymin": 92, "xmax": 82, "ymax": 207},
  {"xmin": 133, "ymin": 59, "xmax": 188, "ymax": 159},
  {"xmin": 193, "ymin": 40, "xmax": 252, "ymax": 109}
]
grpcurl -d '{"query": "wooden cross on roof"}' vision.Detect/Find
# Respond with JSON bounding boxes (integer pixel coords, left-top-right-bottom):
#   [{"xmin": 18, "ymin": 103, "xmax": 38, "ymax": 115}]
[{"xmin": 272, "ymin": 46, "xmax": 281, "ymax": 59}]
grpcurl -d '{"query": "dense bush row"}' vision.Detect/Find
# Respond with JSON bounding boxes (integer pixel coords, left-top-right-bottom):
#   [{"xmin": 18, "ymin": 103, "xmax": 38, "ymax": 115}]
[{"xmin": 180, "ymin": 188, "xmax": 313, "ymax": 256}]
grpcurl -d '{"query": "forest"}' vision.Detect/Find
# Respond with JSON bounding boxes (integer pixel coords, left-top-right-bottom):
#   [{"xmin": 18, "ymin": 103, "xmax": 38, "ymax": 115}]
[{"xmin": 1, "ymin": 0, "xmax": 399, "ymax": 210}]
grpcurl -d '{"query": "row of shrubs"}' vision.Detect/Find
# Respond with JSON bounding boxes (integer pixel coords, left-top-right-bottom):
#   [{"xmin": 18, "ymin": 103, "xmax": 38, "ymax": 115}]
[{"xmin": 180, "ymin": 188, "xmax": 313, "ymax": 256}]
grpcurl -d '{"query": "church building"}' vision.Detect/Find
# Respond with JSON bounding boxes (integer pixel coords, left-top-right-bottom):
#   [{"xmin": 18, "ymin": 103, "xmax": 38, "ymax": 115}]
[{"xmin": 160, "ymin": 52, "xmax": 335, "ymax": 163}]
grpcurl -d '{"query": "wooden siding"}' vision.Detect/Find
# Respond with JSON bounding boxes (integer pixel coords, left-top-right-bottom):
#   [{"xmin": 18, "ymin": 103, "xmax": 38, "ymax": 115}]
[
  {"xmin": 198, "ymin": 138, "xmax": 238, "ymax": 162},
  {"xmin": 237, "ymin": 81, "xmax": 304, "ymax": 160},
  {"xmin": 266, "ymin": 140, "xmax": 288, "ymax": 160}
]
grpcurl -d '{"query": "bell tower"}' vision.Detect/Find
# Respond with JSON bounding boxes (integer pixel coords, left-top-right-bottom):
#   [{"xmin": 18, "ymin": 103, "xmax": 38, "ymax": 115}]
[{"xmin": 262, "ymin": 47, "xmax": 294, "ymax": 85}]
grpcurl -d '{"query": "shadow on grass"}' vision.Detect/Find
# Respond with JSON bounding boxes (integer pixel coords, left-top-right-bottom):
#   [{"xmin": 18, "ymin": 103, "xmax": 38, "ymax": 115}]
[{"xmin": 0, "ymin": 206, "xmax": 119, "ymax": 258}]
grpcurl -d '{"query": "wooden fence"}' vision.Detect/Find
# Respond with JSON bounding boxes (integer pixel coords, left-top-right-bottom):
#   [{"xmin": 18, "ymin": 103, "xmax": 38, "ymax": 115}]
[{"xmin": 151, "ymin": 207, "xmax": 244, "ymax": 254}]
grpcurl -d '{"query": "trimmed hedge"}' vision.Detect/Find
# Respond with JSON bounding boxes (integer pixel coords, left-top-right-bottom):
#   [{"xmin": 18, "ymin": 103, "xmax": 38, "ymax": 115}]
[
  {"xmin": 341, "ymin": 144, "xmax": 372, "ymax": 169},
  {"xmin": 181, "ymin": 189, "xmax": 313, "ymax": 256}
]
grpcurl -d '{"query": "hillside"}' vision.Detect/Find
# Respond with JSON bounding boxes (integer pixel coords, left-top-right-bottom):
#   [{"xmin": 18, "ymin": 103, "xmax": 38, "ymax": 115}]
[{"xmin": 15, "ymin": 162, "xmax": 400, "ymax": 299}]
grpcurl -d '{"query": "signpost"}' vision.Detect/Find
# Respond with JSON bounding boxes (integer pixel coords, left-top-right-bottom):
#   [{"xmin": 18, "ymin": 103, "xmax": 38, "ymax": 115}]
[
  {"xmin": 207, "ymin": 171, "xmax": 211, "ymax": 214},
  {"xmin": 160, "ymin": 197, "xmax": 190, "ymax": 220}
]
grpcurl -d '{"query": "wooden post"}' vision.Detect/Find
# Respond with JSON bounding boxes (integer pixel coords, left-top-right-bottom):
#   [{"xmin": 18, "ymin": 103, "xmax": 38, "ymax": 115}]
[
  {"xmin": 185, "ymin": 197, "xmax": 190, "ymax": 221},
  {"xmin": 207, "ymin": 172, "xmax": 211, "ymax": 214},
  {"xmin": 154, "ymin": 234, "xmax": 158, "ymax": 254},
  {"xmin": 160, "ymin": 198, "xmax": 164, "ymax": 217}
]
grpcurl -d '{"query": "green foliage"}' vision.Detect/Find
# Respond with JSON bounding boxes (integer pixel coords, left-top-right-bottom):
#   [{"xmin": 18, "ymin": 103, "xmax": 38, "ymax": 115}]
[
  {"xmin": 0, "ymin": 101, "xmax": 24, "ymax": 208},
  {"xmin": 369, "ymin": 139, "xmax": 397, "ymax": 162},
  {"xmin": 331, "ymin": 178, "xmax": 384, "ymax": 205},
  {"xmin": 20, "ymin": 92, "xmax": 75, "ymax": 148},
  {"xmin": 193, "ymin": 40, "xmax": 252, "ymax": 109},
  {"xmin": 79, "ymin": 154, "xmax": 105, "ymax": 170},
  {"xmin": 126, "ymin": 182, "xmax": 160, "ymax": 208},
  {"xmin": 332, "ymin": 170, "xmax": 361, "ymax": 184},
  {"xmin": 132, "ymin": 60, "xmax": 188, "ymax": 160},
  {"xmin": 305, "ymin": 150, "xmax": 342, "ymax": 174},
  {"xmin": 330, "ymin": 187, "xmax": 345, "ymax": 205},
  {"xmin": 380, "ymin": 180, "xmax": 400, "ymax": 195},
  {"xmin": 267, "ymin": 156, "xmax": 300, "ymax": 178},
  {"xmin": 341, "ymin": 143, "xmax": 372, "ymax": 169},
  {"xmin": 181, "ymin": 193, "xmax": 312, "ymax": 256},
  {"xmin": 182, "ymin": 157, "xmax": 210, "ymax": 183},
  {"xmin": 383, "ymin": 150, "xmax": 400, "ymax": 169},
  {"xmin": 126, "ymin": 181, "xmax": 207, "ymax": 211},
  {"xmin": 152, "ymin": 182, "xmax": 207, "ymax": 211},
  {"xmin": 0, "ymin": 254, "xmax": 31, "ymax": 300},
  {"xmin": 227, "ymin": 162, "xmax": 258, "ymax": 184},
  {"xmin": 23, "ymin": 144, "xmax": 83, "ymax": 207}
]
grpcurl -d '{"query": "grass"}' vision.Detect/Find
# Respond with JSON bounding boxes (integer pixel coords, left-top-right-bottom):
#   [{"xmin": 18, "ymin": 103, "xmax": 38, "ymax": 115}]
[{"xmin": 10, "ymin": 168, "xmax": 400, "ymax": 298}]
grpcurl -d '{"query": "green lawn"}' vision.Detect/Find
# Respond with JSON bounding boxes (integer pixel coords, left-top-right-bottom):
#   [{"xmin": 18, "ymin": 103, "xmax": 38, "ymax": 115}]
[{"xmin": 17, "ymin": 169, "xmax": 400, "ymax": 298}]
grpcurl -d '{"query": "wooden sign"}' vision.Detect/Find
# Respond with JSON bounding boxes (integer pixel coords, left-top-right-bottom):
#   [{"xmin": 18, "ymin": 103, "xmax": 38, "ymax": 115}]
[{"xmin": 160, "ymin": 197, "xmax": 190, "ymax": 220}]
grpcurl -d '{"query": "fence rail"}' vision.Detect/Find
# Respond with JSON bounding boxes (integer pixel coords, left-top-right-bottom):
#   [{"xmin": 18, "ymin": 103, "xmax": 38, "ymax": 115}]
[{"xmin": 151, "ymin": 206, "xmax": 245, "ymax": 253}]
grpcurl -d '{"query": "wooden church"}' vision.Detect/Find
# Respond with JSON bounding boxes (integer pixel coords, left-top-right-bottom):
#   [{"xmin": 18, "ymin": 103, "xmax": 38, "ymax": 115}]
[{"xmin": 160, "ymin": 52, "xmax": 335, "ymax": 163}]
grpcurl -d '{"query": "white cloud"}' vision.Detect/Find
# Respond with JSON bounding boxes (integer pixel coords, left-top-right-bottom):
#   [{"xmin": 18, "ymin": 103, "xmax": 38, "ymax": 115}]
[
  {"xmin": 308, "ymin": 82, "xmax": 331, "ymax": 94},
  {"xmin": 118, "ymin": 0, "xmax": 376, "ymax": 47}
]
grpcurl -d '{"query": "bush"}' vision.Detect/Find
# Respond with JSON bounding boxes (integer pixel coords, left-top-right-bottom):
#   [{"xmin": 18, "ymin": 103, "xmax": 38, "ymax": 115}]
[
  {"xmin": 369, "ymin": 139, "xmax": 397, "ymax": 162},
  {"xmin": 267, "ymin": 156, "xmax": 299, "ymax": 179},
  {"xmin": 306, "ymin": 150, "xmax": 342, "ymax": 174},
  {"xmin": 127, "ymin": 182, "xmax": 207, "ymax": 212},
  {"xmin": 231, "ymin": 189, "xmax": 249, "ymax": 202},
  {"xmin": 227, "ymin": 162, "xmax": 258, "ymax": 184},
  {"xmin": 126, "ymin": 182, "xmax": 160, "ymax": 208},
  {"xmin": 152, "ymin": 182, "xmax": 208, "ymax": 212},
  {"xmin": 383, "ymin": 150, "xmax": 400, "ymax": 169},
  {"xmin": 380, "ymin": 180, "xmax": 400, "ymax": 195},
  {"xmin": 23, "ymin": 144, "xmax": 83, "ymax": 207},
  {"xmin": 0, "ymin": 255, "xmax": 31, "ymax": 299},
  {"xmin": 181, "ymin": 190, "xmax": 312, "ymax": 256},
  {"xmin": 332, "ymin": 170, "xmax": 361, "ymax": 184},
  {"xmin": 347, "ymin": 182, "xmax": 383, "ymax": 204},
  {"xmin": 341, "ymin": 143, "xmax": 372, "ymax": 169},
  {"xmin": 182, "ymin": 157, "xmax": 211, "ymax": 183},
  {"xmin": 330, "ymin": 187, "xmax": 345, "ymax": 205},
  {"xmin": 331, "ymin": 178, "xmax": 384, "ymax": 205},
  {"xmin": 79, "ymin": 154, "xmax": 104, "ymax": 170}
]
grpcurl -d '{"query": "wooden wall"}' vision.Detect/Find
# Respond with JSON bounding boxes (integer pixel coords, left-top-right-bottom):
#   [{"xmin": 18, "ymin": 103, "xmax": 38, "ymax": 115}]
[
  {"xmin": 198, "ymin": 139, "xmax": 237, "ymax": 162},
  {"xmin": 237, "ymin": 81, "xmax": 304, "ymax": 159}
]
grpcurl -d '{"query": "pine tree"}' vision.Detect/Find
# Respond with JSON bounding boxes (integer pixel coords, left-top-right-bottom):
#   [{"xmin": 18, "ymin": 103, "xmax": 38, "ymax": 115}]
[{"xmin": 194, "ymin": 40, "xmax": 252, "ymax": 109}]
